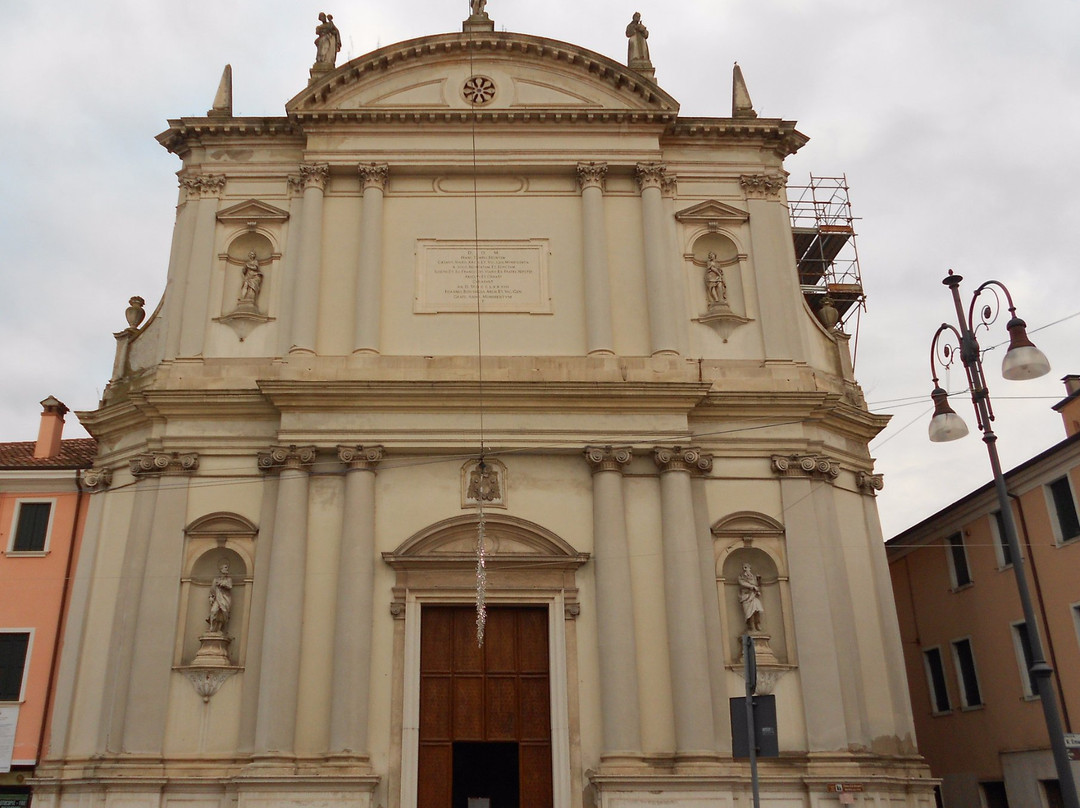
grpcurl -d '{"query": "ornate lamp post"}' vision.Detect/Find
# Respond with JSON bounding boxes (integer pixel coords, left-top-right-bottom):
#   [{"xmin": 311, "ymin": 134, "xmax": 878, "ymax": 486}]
[{"xmin": 927, "ymin": 270, "xmax": 1076, "ymax": 808}]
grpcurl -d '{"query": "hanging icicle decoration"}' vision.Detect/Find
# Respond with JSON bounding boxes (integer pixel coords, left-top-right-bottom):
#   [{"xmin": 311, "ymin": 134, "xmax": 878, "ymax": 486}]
[{"xmin": 475, "ymin": 498, "xmax": 488, "ymax": 646}]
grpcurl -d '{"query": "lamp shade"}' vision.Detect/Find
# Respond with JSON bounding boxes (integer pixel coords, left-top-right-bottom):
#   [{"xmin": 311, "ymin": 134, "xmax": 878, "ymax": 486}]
[
  {"xmin": 1001, "ymin": 317, "xmax": 1051, "ymax": 380},
  {"xmin": 928, "ymin": 386, "xmax": 969, "ymax": 442}
]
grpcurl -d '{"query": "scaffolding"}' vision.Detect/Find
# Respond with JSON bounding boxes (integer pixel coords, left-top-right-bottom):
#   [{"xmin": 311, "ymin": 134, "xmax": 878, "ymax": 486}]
[{"xmin": 787, "ymin": 174, "xmax": 865, "ymax": 327}]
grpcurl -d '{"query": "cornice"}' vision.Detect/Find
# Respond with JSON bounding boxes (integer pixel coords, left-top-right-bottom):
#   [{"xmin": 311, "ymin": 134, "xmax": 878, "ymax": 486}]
[
  {"xmin": 156, "ymin": 117, "xmax": 303, "ymax": 157},
  {"xmin": 256, "ymin": 380, "xmax": 712, "ymax": 412},
  {"xmin": 664, "ymin": 116, "xmax": 808, "ymax": 158}
]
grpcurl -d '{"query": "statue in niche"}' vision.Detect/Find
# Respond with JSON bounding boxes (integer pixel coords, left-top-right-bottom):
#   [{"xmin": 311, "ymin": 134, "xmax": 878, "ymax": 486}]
[
  {"xmin": 206, "ymin": 561, "xmax": 233, "ymax": 633},
  {"xmin": 314, "ymin": 12, "xmax": 341, "ymax": 67},
  {"xmin": 705, "ymin": 251, "xmax": 727, "ymax": 305},
  {"xmin": 625, "ymin": 12, "xmax": 651, "ymax": 67},
  {"xmin": 467, "ymin": 461, "xmax": 500, "ymax": 503},
  {"xmin": 469, "ymin": 0, "xmax": 487, "ymax": 16},
  {"xmin": 237, "ymin": 251, "xmax": 263, "ymax": 308},
  {"xmin": 738, "ymin": 562, "xmax": 764, "ymax": 632}
]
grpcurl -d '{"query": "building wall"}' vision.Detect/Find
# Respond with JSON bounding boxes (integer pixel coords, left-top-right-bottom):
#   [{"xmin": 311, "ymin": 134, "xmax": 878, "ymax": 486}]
[{"xmin": 889, "ymin": 437, "xmax": 1080, "ymax": 806}]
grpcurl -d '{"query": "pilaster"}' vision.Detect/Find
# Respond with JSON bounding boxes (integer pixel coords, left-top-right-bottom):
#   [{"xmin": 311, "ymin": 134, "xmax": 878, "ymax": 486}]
[
  {"xmin": 290, "ymin": 163, "xmax": 329, "ymax": 354},
  {"xmin": 354, "ymin": 163, "xmax": 389, "ymax": 354},
  {"xmin": 577, "ymin": 163, "xmax": 614, "ymax": 356},
  {"xmin": 636, "ymin": 163, "xmax": 678, "ymax": 356},
  {"xmin": 178, "ymin": 174, "xmax": 226, "ymax": 358}
]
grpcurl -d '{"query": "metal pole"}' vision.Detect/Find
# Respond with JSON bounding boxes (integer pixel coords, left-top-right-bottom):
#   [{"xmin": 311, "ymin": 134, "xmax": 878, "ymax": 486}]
[
  {"xmin": 744, "ymin": 634, "xmax": 761, "ymax": 808},
  {"xmin": 945, "ymin": 275, "xmax": 1079, "ymax": 808}
]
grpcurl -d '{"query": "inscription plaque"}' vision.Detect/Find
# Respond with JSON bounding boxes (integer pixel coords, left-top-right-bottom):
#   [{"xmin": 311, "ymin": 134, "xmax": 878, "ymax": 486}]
[{"xmin": 415, "ymin": 239, "xmax": 551, "ymax": 313}]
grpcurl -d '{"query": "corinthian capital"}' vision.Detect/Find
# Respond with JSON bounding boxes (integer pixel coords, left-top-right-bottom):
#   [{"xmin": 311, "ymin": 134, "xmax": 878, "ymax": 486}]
[
  {"xmin": 584, "ymin": 445, "xmax": 631, "ymax": 474},
  {"xmin": 576, "ymin": 161, "xmax": 608, "ymax": 192},
  {"xmin": 179, "ymin": 174, "xmax": 227, "ymax": 200},
  {"xmin": 82, "ymin": 467, "xmax": 113, "ymax": 492},
  {"xmin": 130, "ymin": 452, "xmax": 200, "ymax": 477},
  {"xmin": 739, "ymin": 173, "xmax": 786, "ymax": 199},
  {"xmin": 771, "ymin": 453, "xmax": 839, "ymax": 482},
  {"xmin": 257, "ymin": 445, "xmax": 317, "ymax": 473},
  {"xmin": 357, "ymin": 162, "xmax": 389, "ymax": 191},
  {"xmin": 635, "ymin": 162, "xmax": 668, "ymax": 192},
  {"xmin": 653, "ymin": 446, "xmax": 713, "ymax": 474},
  {"xmin": 338, "ymin": 444, "xmax": 385, "ymax": 470},
  {"xmin": 298, "ymin": 162, "xmax": 330, "ymax": 191}
]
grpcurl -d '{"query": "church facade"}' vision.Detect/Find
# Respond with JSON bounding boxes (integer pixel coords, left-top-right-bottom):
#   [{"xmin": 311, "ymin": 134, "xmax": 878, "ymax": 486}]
[{"xmin": 33, "ymin": 9, "xmax": 933, "ymax": 808}]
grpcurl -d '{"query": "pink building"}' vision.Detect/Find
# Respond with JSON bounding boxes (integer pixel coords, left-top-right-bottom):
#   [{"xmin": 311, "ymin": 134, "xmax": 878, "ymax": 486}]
[
  {"xmin": 888, "ymin": 377, "xmax": 1080, "ymax": 808},
  {"xmin": 0, "ymin": 398, "xmax": 95, "ymax": 802}
]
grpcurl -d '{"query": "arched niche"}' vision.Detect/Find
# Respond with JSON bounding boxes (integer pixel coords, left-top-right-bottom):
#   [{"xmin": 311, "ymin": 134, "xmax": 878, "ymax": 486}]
[
  {"xmin": 216, "ymin": 233, "xmax": 277, "ymax": 341},
  {"xmin": 175, "ymin": 513, "xmax": 256, "ymax": 668},
  {"xmin": 712, "ymin": 512, "xmax": 793, "ymax": 666},
  {"xmin": 687, "ymin": 233, "xmax": 750, "ymax": 341}
]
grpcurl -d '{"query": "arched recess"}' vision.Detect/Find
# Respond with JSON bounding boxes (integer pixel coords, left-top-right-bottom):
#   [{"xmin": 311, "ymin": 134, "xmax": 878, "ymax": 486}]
[
  {"xmin": 174, "ymin": 512, "xmax": 257, "ymax": 668},
  {"xmin": 382, "ymin": 513, "xmax": 589, "ymax": 808},
  {"xmin": 711, "ymin": 511, "xmax": 794, "ymax": 667}
]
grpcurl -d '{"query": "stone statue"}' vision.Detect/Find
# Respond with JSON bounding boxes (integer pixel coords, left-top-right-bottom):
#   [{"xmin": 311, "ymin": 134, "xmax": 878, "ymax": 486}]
[
  {"xmin": 705, "ymin": 252, "xmax": 726, "ymax": 305},
  {"xmin": 207, "ymin": 561, "xmax": 233, "ymax": 633},
  {"xmin": 738, "ymin": 562, "xmax": 764, "ymax": 632},
  {"xmin": 314, "ymin": 12, "xmax": 341, "ymax": 67},
  {"xmin": 467, "ymin": 462, "xmax": 500, "ymax": 502},
  {"xmin": 238, "ymin": 251, "xmax": 263, "ymax": 306},
  {"xmin": 625, "ymin": 12, "xmax": 651, "ymax": 67},
  {"xmin": 469, "ymin": 0, "xmax": 487, "ymax": 16}
]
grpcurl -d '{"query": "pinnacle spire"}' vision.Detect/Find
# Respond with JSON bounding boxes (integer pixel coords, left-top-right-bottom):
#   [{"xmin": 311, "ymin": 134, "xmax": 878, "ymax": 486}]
[{"xmin": 732, "ymin": 62, "xmax": 757, "ymax": 119}]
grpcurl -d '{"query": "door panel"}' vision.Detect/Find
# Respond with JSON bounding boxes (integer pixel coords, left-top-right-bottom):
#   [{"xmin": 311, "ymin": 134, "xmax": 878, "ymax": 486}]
[{"xmin": 419, "ymin": 605, "xmax": 552, "ymax": 808}]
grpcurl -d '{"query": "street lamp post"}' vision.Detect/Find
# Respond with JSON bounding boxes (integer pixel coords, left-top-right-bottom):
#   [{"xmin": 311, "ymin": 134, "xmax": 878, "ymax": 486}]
[{"xmin": 927, "ymin": 270, "xmax": 1077, "ymax": 808}]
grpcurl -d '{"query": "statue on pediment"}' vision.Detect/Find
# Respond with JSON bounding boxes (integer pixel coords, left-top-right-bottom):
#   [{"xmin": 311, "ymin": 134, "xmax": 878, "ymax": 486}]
[
  {"xmin": 626, "ymin": 12, "xmax": 651, "ymax": 69},
  {"xmin": 314, "ymin": 12, "xmax": 341, "ymax": 67},
  {"xmin": 469, "ymin": 0, "xmax": 487, "ymax": 16}
]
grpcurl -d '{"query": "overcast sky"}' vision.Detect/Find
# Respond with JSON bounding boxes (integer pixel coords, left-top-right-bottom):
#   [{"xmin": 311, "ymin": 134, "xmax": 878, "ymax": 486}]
[{"xmin": 1, "ymin": 1, "xmax": 1077, "ymax": 539}]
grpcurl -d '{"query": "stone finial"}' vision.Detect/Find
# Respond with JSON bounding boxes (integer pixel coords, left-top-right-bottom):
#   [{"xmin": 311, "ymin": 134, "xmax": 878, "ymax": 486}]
[
  {"xmin": 125, "ymin": 296, "xmax": 146, "ymax": 329},
  {"xmin": 207, "ymin": 65, "xmax": 233, "ymax": 118},
  {"xmin": 732, "ymin": 63, "xmax": 757, "ymax": 119}
]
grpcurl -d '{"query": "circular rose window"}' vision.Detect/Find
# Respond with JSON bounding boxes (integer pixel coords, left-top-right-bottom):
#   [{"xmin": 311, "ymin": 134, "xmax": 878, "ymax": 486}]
[{"xmin": 462, "ymin": 75, "xmax": 496, "ymax": 105}]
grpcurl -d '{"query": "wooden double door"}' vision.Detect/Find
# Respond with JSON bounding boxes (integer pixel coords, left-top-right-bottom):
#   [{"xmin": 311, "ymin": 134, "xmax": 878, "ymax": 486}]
[{"xmin": 418, "ymin": 605, "xmax": 553, "ymax": 808}]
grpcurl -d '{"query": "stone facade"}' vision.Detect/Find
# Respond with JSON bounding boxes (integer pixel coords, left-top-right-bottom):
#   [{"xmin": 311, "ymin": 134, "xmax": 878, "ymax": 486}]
[{"xmin": 33, "ymin": 15, "xmax": 932, "ymax": 808}]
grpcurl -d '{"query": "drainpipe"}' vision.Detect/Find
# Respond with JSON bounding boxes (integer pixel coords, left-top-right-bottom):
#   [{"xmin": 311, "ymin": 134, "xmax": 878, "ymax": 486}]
[
  {"xmin": 1011, "ymin": 492, "xmax": 1070, "ymax": 730},
  {"xmin": 35, "ymin": 470, "xmax": 86, "ymax": 763}
]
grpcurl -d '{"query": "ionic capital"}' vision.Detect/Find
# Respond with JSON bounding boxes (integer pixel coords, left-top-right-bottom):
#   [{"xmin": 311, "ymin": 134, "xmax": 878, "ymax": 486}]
[
  {"xmin": 298, "ymin": 162, "xmax": 330, "ymax": 191},
  {"xmin": 338, "ymin": 444, "xmax": 385, "ymax": 470},
  {"xmin": 635, "ymin": 162, "xmax": 668, "ymax": 192},
  {"xmin": 771, "ymin": 453, "xmax": 839, "ymax": 482},
  {"xmin": 130, "ymin": 452, "xmax": 199, "ymax": 477},
  {"xmin": 257, "ymin": 445, "xmax": 317, "ymax": 473},
  {"xmin": 739, "ymin": 173, "xmax": 786, "ymax": 199},
  {"xmin": 584, "ymin": 445, "xmax": 632, "ymax": 474},
  {"xmin": 82, "ymin": 467, "xmax": 113, "ymax": 492},
  {"xmin": 857, "ymin": 471, "xmax": 884, "ymax": 495},
  {"xmin": 357, "ymin": 162, "xmax": 389, "ymax": 191},
  {"xmin": 576, "ymin": 161, "xmax": 608, "ymax": 192},
  {"xmin": 653, "ymin": 446, "xmax": 713, "ymax": 475}
]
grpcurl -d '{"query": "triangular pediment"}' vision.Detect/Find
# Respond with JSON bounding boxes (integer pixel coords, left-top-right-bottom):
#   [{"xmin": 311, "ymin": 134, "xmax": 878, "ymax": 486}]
[
  {"xmin": 675, "ymin": 199, "xmax": 749, "ymax": 224},
  {"xmin": 216, "ymin": 199, "xmax": 290, "ymax": 224},
  {"xmin": 287, "ymin": 32, "xmax": 678, "ymax": 117}
]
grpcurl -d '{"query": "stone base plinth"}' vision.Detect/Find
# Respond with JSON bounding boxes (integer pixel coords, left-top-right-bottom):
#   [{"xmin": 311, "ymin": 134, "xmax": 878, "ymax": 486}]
[{"xmin": 191, "ymin": 631, "xmax": 232, "ymax": 667}]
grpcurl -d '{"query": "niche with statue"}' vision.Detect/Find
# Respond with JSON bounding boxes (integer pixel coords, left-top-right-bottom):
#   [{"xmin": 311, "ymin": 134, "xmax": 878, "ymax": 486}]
[
  {"xmin": 174, "ymin": 513, "xmax": 256, "ymax": 700},
  {"xmin": 687, "ymin": 233, "xmax": 750, "ymax": 341},
  {"xmin": 712, "ymin": 512, "xmax": 796, "ymax": 692},
  {"xmin": 214, "ymin": 231, "xmax": 276, "ymax": 341}
]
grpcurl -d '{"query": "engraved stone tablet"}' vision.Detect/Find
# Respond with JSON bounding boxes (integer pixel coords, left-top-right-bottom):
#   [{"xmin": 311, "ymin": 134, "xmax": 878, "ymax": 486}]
[{"xmin": 415, "ymin": 239, "xmax": 551, "ymax": 313}]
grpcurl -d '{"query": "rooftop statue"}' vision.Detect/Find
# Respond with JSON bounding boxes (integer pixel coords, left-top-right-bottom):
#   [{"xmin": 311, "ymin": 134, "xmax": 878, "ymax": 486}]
[
  {"xmin": 469, "ymin": 0, "xmax": 487, "ymax": 16},
  {"xmin": 626, "ymin": 12, "xmax": 652, "ymax": 71},
  {"xmin": 314, "ymin": 12, "xmax": 341, "ymax": 68}
]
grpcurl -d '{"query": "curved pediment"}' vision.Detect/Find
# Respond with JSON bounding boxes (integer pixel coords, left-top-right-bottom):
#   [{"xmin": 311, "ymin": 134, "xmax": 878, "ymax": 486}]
[
  {"xmin": 286, "ymin": 32, "xmax": 679, "ymax": 119},
  {"xmin": 385, "ymin": 513, "xmax": 588, "ymax": 571}
]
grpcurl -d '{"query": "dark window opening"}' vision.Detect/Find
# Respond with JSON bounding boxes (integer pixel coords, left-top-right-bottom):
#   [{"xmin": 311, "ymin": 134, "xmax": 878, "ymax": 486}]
[
  {"xmin": 1049, "ymin": 477, "xmax": 1080, "ymax": 541},
  {"xmin": 0, "ymin": 633, "xmax": 30, "ymax": 701},
  {"xmin": 992, "ymin": 511, "xmax": 1013, "ymax": 566},
  {"xmin": 452, "ymin": 741, "xmax": 519, "ymax": 808},
  {"xmin": 13, "ymin": 502, "xmax": 51, "ymax": 552},
  {"xmin": 981, "ymin": 781, "xmax": 1009, "ymax": 808},
  {"xmin": 947, "ymin": 532, "xmax": 971, "ymax": 587},
  {"xmin": 924, "ymin": 647, "xmax": 950, "ymax": 713},
  {"xmin": 952, "ymin": 638, "xmax": 982, "ymax": 707}
]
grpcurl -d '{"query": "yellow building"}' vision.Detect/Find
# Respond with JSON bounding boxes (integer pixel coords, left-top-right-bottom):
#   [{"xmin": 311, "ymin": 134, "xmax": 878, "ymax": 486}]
[
  {"xmin": 888, "ymin": 378, "xmax": 1080, "ymax": 808},
  {"xmin": 34, "ymin": 10, "xmax": 932, "ymax": 808}
]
